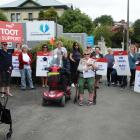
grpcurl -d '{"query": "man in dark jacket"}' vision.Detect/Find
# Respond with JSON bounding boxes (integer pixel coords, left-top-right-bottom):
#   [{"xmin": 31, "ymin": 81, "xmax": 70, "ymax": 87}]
[{"xmin": 0, "ymin": 42, "xmax": 13, "ymax": 97}]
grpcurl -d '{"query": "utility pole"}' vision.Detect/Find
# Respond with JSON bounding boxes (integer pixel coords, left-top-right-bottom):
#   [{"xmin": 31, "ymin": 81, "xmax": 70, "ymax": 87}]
[{"xmin": 126, "ymin": 0, "xmax": 129, "ymax": 50}]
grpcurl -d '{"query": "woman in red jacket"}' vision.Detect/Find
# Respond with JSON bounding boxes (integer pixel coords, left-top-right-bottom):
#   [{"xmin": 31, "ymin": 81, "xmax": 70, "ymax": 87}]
[{"xmin": 18, "ymin": 45, "xmax": 34, "ymax": 90}]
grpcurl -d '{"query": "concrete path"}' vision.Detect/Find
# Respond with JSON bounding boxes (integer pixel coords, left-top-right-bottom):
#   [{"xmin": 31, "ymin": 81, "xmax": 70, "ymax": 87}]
[{"xmin": 0, "ymin": 83, "xmax": 140, "ymax": 140}]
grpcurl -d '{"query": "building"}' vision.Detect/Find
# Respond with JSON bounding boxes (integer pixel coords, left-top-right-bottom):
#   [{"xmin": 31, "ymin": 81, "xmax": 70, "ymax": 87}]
[{"xmin": 0, "ymin": 0, "xmax": 71, "ymax": 22}]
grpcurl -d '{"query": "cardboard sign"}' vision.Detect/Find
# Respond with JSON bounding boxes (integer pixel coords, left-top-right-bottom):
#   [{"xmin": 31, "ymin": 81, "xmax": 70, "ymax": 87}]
[
  {"xmin": 134, "ymin": 66, "xmax": 140, "ymax": 93},
  {"xmin": 0, "ymin": 21, "xmax": 23, "ymax": 43},
  {"xmin": 11, "ymin": 52, "xmax": 21, "ymax": 77},
  {"xmin": 36, "ymin": 51, "xmax": 51, "ymax": 77},
  {"xmin": 95, "ymin": 58, "xmax": 107, "ymax": 76},
  {"xmin": 114, "ymin": 51, "xmax": 131, "ymax": 76}
]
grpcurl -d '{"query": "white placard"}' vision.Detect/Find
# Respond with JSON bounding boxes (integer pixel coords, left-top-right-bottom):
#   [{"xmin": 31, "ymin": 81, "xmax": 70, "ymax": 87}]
[
  {"xmin": 26, "ymin": 21, "xmax": 55, "ymax": 41},
  {"xmin": 36, "ymin": 52, "xmax": 51, "ymax": 77},
  {"xmin": 95, "ymin": 62, "xmax": 107, "ymax": 76},
  {"xmin": 11, "ymin": 52, "xmax": 21, "ymax": 77},
  {"xmin": 83, "ymin": 70, "xmax": 95, "ymax": 78},
  {"xmin": 114, "ymin": 51, "xmax": 131, "ymax": 76},
  {"xmin": 134, "ymin": 67, "xmax": 140, "ymax": 93}
]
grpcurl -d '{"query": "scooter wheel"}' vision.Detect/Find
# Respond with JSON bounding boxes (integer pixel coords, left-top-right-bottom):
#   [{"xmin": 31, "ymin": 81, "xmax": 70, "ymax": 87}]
[
  {"xmin": 60, "ymin": 96, "xmax": 65, "ymax": 107},
  {"xmin": 42, "ymin": 98, "xmax": 48, "ymax": 106}
]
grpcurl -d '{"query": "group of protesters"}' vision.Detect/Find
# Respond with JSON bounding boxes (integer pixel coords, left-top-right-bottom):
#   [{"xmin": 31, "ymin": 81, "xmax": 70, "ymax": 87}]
[{"xmin": 0, "ymin": 40, "xmax": 140, "ymax": 106}]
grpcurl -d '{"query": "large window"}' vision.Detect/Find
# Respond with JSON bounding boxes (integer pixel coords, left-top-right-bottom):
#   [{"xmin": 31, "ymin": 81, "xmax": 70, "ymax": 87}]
[
  {"xmin": 28, "ymin": 13, "xmax": 33, "ymax": 21},
  {"xmin": 16, "ymin": 13, "xmax": 21, "ymax": 22},
  {"xmin": 11, "ymin": 13, "xmax": 15, "ymax": 22}
]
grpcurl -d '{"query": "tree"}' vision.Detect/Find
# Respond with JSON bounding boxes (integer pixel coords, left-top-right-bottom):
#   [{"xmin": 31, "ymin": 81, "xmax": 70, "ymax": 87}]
[
  {"xmin": 133, "ymin": 19, "xmax": 140, "ymax": 43},
  {"xmin": 94, "ymin": 15, "xmax": 114, "ymax": 26},
  {"xmin": 38, "ymin": 7, "xmax": 58, "ymax": 21},
  {"xmin": 58, "ymin": 8, "xmax": 93, "ymax": 34},
  {"xmin": 38, "ymin": 10, "xmax": 45, "ymax": 20},
  {"xmin": 93, "ymin": 25, "xmax": 112, "ymax": 47},
  {"xmin": 0, "ymin": 10, "xmax": 8, "ymax": 21}
]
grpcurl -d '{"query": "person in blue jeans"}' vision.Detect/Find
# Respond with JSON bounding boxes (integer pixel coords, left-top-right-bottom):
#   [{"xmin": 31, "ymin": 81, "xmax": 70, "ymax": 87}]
[{"xmin": 18, "ymin": 45, "xmax": 34, "ymax": 90}]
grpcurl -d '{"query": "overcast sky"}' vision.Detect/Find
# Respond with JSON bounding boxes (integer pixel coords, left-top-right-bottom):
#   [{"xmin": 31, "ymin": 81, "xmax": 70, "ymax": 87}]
[{"xmin": 0, "ymin": 0, "xmax": 139, "ymax": 22}]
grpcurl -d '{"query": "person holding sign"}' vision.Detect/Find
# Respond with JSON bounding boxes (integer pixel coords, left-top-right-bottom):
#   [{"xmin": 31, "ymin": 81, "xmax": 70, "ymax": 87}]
[
  {"xmin": 91, "ymin": 46, "xmax": 103, "ymax": 89},
  {"xmin": 0, "ymin": 42, "xmax": 13, "ymax": 97},
  {"xmin": 128, "ymin": 44, "xmax": 137, "ymax": 87},
  {"xmin": 41, "ymin": 44, "xmax": 49, "ymax": 88},
  {"xmin": 18, "ymin": 45, "xmax": 34, "ymax": 90},
  {"xmin": 77, "ymin": 49, "xmax": 96, "ymax": 106}
]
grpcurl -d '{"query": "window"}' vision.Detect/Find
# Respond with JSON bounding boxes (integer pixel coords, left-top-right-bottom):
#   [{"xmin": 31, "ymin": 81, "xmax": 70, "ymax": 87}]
[
  {"xmin": 28, "ymin": 13, "xmax": 33, "ymax": 21},
  {"xmin": 16, "ymin": 13, "xmax": 21, "ymax": 22},
  {"xmin": 11, "ymin": 13, "xmax": 15, "ymax": 22}
]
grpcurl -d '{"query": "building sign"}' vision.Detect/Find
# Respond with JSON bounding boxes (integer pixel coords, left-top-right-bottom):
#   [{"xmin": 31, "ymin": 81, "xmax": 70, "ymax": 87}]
[
  {"xmin": 134, "ymin": 66, "xmax": 140, "ymax": 93},
  {"xmin": 11, "ymin": 52, "xmax": 21, "ymax": 77},
  {"xmin": 0, "ymin": 21, "xmax": 23, "ymax": 43},
  {"xmin": 114, "ymin": 51, "xmax": 131, "ymax": 76},
  {"xmin": 26, "ymin": 21, "xmax": 55, "ymax": 41}
]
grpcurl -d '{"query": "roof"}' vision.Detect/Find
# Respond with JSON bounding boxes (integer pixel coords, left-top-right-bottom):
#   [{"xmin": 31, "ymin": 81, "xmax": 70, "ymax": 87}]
[{"xmin": 0, "ymin": 0, "xmax": 69, "ymax": 8}]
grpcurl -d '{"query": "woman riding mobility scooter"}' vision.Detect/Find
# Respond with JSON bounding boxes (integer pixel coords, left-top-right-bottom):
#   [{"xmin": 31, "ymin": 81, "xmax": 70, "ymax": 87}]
[{"xmin": 42, "ymin": 53, "xmax": 71, "ymax": 107}]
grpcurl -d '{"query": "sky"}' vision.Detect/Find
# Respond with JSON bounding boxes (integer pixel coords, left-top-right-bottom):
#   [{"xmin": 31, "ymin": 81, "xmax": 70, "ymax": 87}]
[{"xmin": 0, "ymin": 0, "xmax": 139, "ymax": 22}]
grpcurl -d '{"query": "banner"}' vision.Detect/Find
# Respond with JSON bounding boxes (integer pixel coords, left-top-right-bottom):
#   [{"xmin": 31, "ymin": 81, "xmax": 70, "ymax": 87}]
[
  {"xmin": 0, "ymin": 21, "xmax": 23, "ymax": 43},
  {"xmin": 11, "ymin": 52, "xmax": 21, "ymax": 77},
  {"xmin": 114, "ymin": 51, "xmax": 131, "ymax": 76},
  {"xmin": 36, "ymin": 51, "xmax": 51, "ymax": 76},
  {"xmin": 95, "ymin": 58, "xmax": 107, "ymax": 76},
  {"xmin": 134, "ymin": 66, "xmax": 140, "ymax": 93}
]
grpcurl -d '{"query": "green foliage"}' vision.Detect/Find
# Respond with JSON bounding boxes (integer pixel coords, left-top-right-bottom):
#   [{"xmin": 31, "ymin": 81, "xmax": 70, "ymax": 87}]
[
  {"xmin": 94, "ymin": 15, "xmax": 114, "ymax": 26},
  {"xmin": 0, "ymin": 10, "xmax": 8, "ymax": 21},
  {"xmin": 133, "ymin": 19, "xmax": 140, "ymax": 43},
  {"xmin": 38, "ymin": 7, "xmax": 58, "ymax": 21},
  {"xmin": 58, "ymin": 8, "xmax": 93, "ymax": 34},
  {"xmin": 38, "ymin": 10, "xmax": 45, "ymax": 20},
  {"xmin": 111, "ymin": 29, "xmax": 125, "ymax": 48},
  {"xmin": 93, "ymin": 25, "xmax": 113, "ymax": 47}
]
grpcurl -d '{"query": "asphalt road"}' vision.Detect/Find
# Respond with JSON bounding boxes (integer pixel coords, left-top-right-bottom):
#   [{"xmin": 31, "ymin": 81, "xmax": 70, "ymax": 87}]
[{"xmin": 0, "ymin": 82, "xmax": 140, "ymax": 140}]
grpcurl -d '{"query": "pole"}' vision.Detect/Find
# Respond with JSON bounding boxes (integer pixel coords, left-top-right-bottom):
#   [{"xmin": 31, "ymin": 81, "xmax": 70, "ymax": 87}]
[{"xmin": 126, "ymin": 0, "xmax": 129, "ymax": 51}]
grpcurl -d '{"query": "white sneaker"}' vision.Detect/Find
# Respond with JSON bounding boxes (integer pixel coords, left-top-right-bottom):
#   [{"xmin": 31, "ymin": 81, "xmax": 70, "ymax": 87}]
[
  {"xmin": 1, "ymin": 94, "xmax": 5, "ymax": 98},
  {"xmin": 71, "ymin": 83, "xmax": 75, "ymax": 87}
]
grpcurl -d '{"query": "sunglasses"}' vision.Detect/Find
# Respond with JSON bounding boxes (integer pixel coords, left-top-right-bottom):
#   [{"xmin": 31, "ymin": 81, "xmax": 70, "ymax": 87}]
[{"xmin": 84, "ymin": 53, "xmax": 90, "ymax": 55}]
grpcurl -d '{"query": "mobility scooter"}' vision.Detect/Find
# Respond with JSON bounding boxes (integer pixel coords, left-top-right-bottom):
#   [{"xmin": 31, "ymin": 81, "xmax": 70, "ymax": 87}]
[{"xmin": 42, "ymin": 55, "xmax": 71, "ymax": 107}]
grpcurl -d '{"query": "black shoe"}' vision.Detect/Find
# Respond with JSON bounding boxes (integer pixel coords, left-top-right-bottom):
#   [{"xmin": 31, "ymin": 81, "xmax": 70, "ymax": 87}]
[
  {"xmin": 29, "ymin": 87, "xmax": 36, "ymax": 90},
  {"xmin": 107, "ymin": 82, "xmax": 110, "ymax": 86}
]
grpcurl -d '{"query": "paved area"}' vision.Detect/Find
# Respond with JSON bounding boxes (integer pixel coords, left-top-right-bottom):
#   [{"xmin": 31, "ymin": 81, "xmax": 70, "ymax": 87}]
[{"xmin": 0, "ymin": 82, "xmax": 140, "ymax": 140}]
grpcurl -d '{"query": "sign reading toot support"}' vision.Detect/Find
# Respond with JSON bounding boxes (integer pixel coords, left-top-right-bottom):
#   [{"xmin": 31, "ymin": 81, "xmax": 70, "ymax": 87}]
[
  {"xmin": 11, "ymin": 52, "xmax": 21, "ymax": 77},
  {"xmin": 95, "ymin": 58, "xmax": 107, "ymax": 76},
  {"xmin": 114, "ymin": 51, "xmax": 131, "ymax": 76},
  {"xmin": 26, "ymin": 21, "xmax": 55, "ymax": 41},
  {"xmin": 0, "ymin": 21, "xmax": 23, "ymax": 43},
  {"xmin": 134, "ymin": 66, "xmax": 140, "ymax": 93},
  {"xmin": 36, "ymin": 51, "xmax": 51, "ymax": 77}
]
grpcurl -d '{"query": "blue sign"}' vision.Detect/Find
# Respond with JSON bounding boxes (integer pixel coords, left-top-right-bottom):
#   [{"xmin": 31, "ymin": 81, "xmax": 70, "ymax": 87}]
[{"xmin": 87, "ymin": 35, "xmax": 94, "ymax": 47}]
